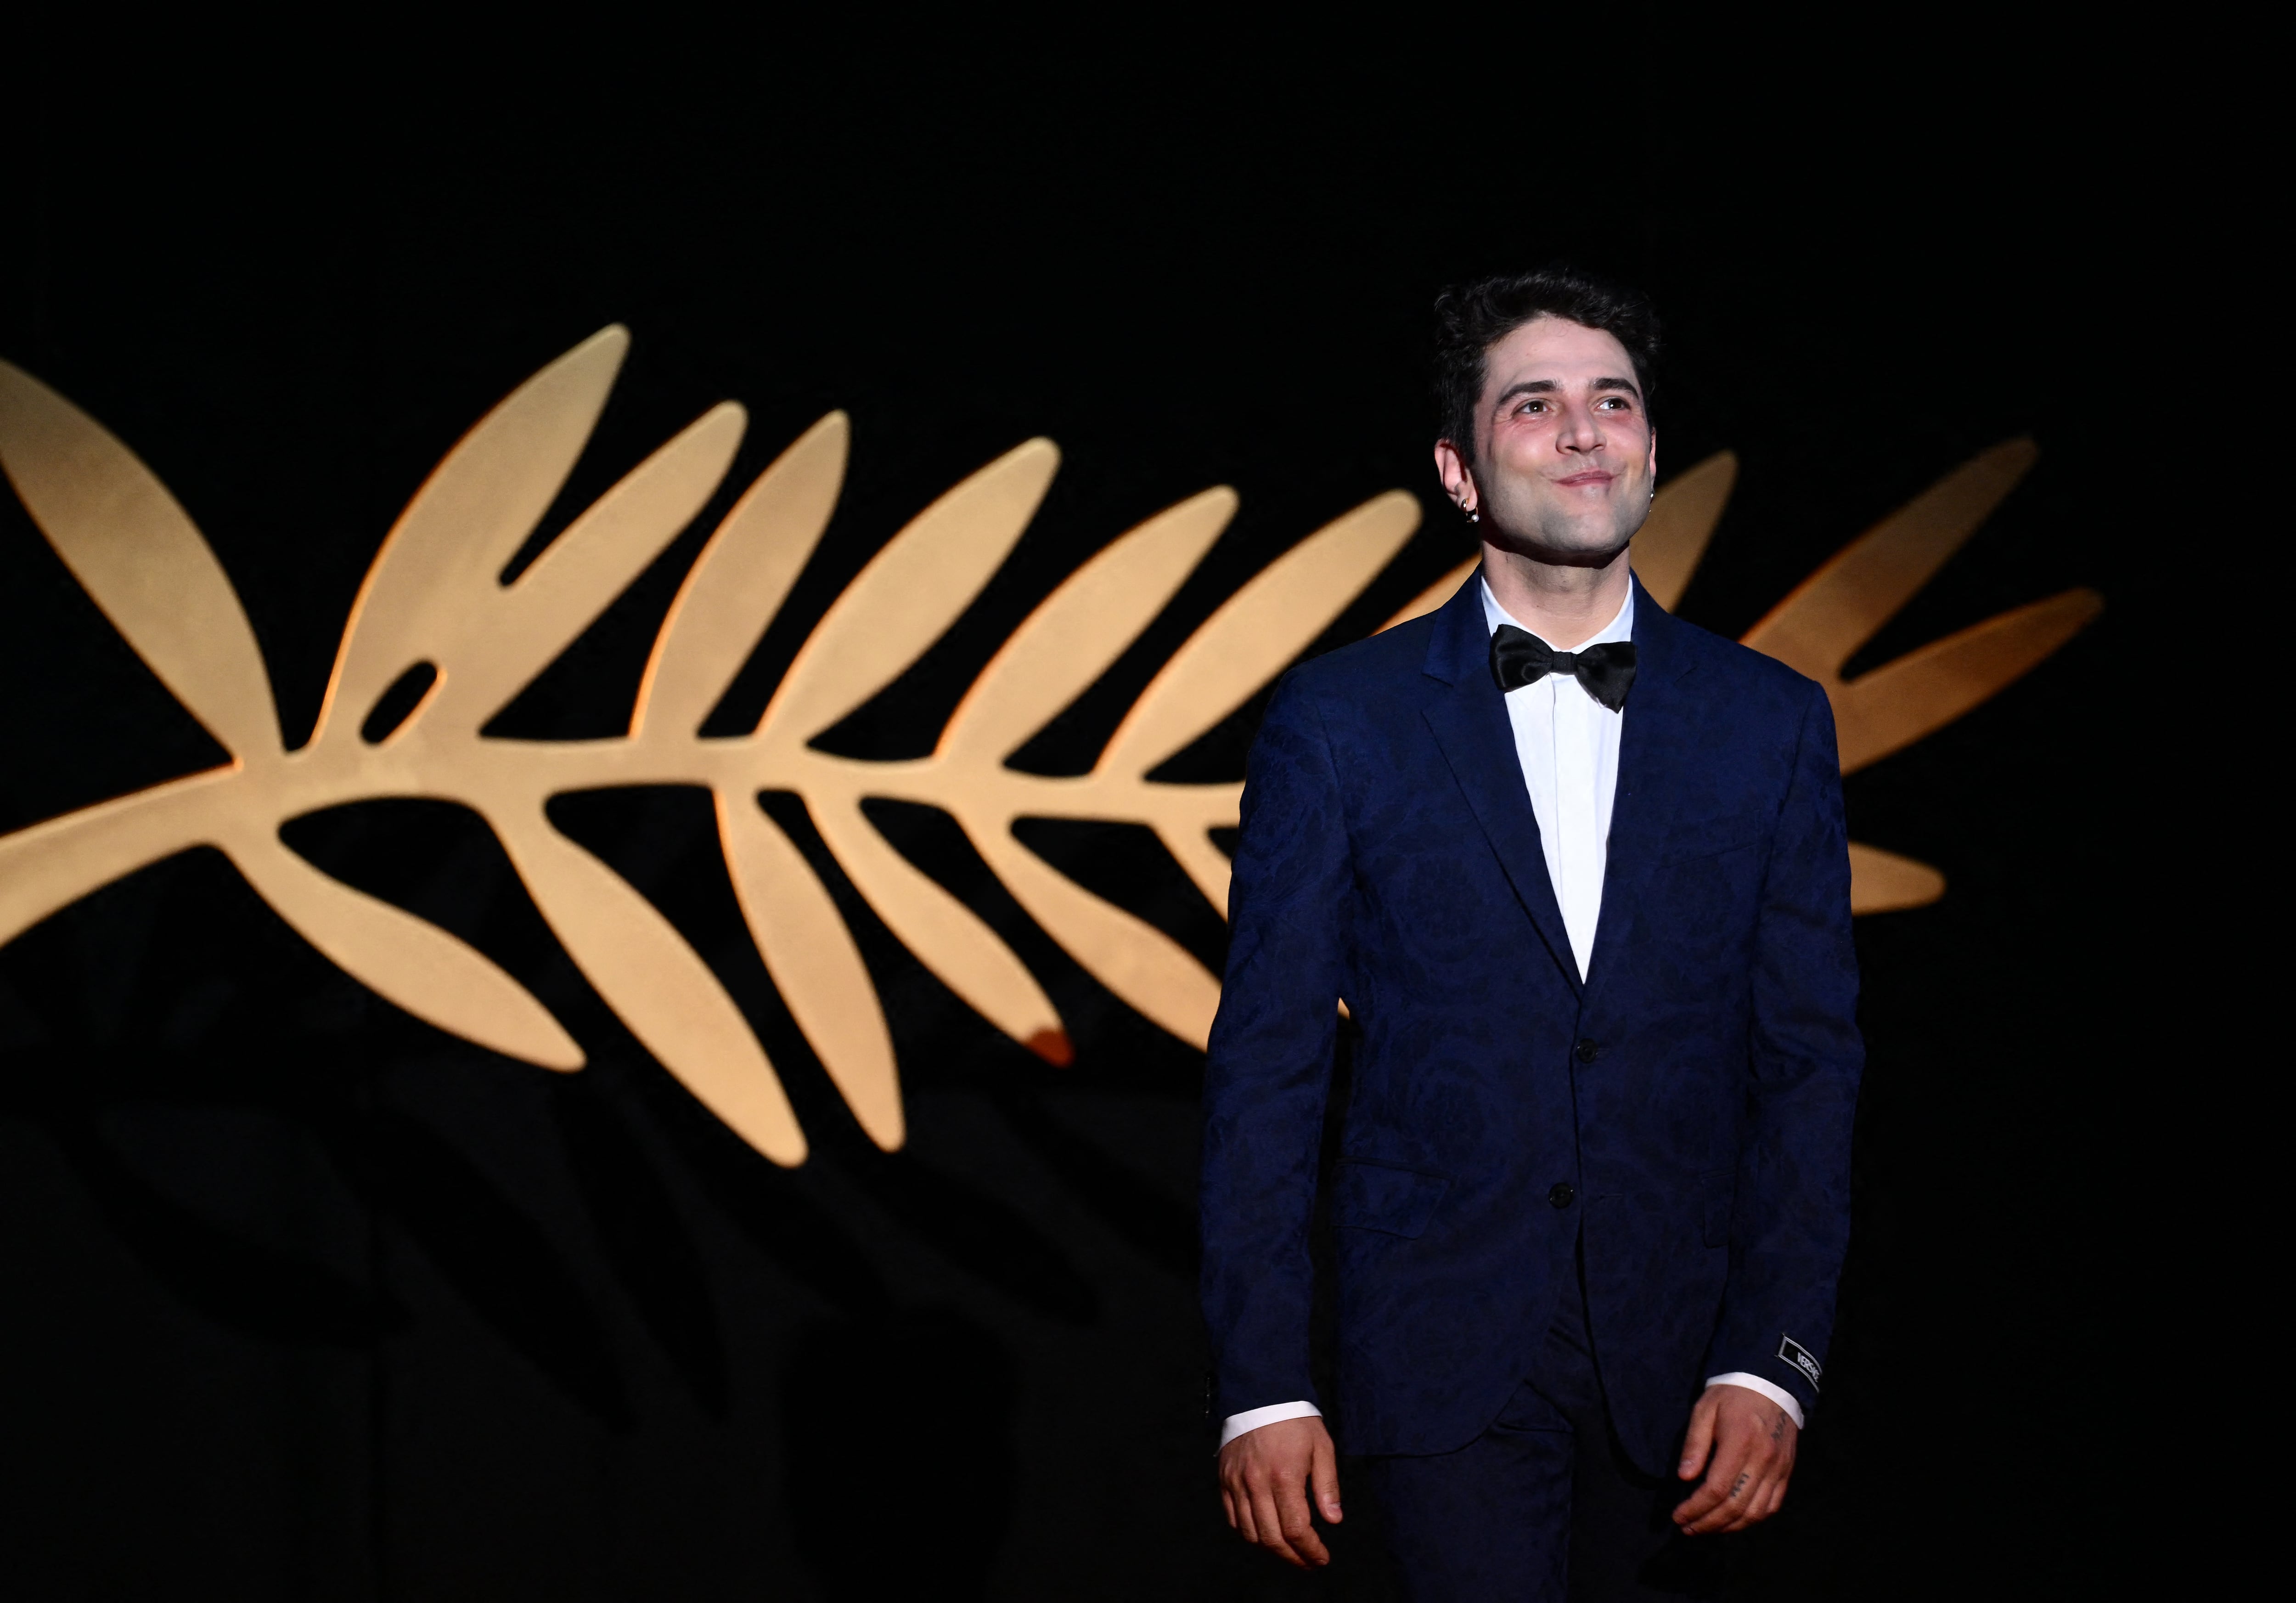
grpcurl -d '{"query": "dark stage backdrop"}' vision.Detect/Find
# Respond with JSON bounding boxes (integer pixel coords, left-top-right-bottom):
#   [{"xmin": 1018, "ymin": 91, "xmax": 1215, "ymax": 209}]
[{"xmin": 0, "ymin": 40, "xmax": 2119, "ymax": 1602}]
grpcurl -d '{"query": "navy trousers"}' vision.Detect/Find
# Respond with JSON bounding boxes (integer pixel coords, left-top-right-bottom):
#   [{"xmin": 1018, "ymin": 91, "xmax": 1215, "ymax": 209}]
[{"xmin": 1358, "ymin": 1246, "xmax": 1727, "ymax": 1602}]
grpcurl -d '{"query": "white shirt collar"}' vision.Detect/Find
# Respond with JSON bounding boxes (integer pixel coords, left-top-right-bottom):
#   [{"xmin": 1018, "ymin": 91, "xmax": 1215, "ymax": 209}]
[{"xmin": 1478, "ymin": 572, "xmax": 1636, "ymax": 649}]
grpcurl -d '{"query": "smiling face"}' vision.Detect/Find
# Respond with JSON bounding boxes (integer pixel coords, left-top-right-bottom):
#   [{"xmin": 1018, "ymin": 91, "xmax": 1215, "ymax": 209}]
[{"xmin": 1438, "ymin": 315, "xmax": 1657, "ymax": 567}]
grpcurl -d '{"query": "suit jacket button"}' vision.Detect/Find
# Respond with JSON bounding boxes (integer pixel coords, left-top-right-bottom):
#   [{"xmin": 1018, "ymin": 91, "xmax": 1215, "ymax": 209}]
[
  {"xmin": 1575, "ymin": 1039, "xmax": 1601, "ymax": 1063},
  {"xmin": 1548, "ymin": 1182, "xmax": 1576, "ymax": 1208}
]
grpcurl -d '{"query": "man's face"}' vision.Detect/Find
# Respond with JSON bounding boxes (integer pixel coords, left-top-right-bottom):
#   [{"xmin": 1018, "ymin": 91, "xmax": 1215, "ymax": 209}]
[{"xmin": 1452, "ymin": 316, "xmax": 1656, "ymax": 564}]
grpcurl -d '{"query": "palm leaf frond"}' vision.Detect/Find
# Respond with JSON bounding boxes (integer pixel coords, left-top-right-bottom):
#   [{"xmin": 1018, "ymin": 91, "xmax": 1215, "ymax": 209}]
[
  {"xmin": 1631, "ymin": 451, "xmax": 1737, "ymax": 611},
  {"xmin": 1846, "ymin": 843, "xmax": 1947, "ymax": 914},
  {"xmin": 495, "ymin": 807, "xmax": 806, "ymax": 1165},
  {"xmin": 942, "ymin": 487, "xmax": 1236, "ymax": 766},
  {"xmin": 1741, "ymin": 438, "xmax": 2039, "ymax": 681},
  {"xmin": 319, "ymin": 327, "xmax": 630, "ymax": 747},
  {"xmin": 426, "ymin": 401, "xmax": 747, "ymax": 734},
  {"xmin": 968, "ymin": 822, "xmax": 1223, "ymax": 1049},
  {"xmin": 719, "ymin": 792, "xmax": 901, "ymax": 1150},
  {"xmin": 809, "ymin": 798, "xmax": 1068, "ymax": 1063},
  {"xmin": 760, "ymin": 439, "xmax": 1058, "ymax": 745},
  {"xmin": 636, "ymin": 412, "xmax": 849, "ymax": 740},
  {"xmin": 1104, "ymin": 490, "xmax": 1418, "ymax": 778},
  {"xmin": 1828, "ymin": 587, "xmax": 2104, "ymax": 775},
  {"xmin": 230, "ymin": 831, "xmax": 583, "ymax": 1068},
  {"xmin": 0, "ymin": 361, "xmax": 281, "ymax": 759}
]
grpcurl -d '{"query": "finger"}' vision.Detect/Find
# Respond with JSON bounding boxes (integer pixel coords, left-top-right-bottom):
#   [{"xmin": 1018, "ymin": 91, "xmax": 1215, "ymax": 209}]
[
  {"xmin": 1310, "ymin": 1432, "xmax": 1345, "ymax": 1524},
  {"xmin": 1734, "ymin": 1445, "xmax": 1793, "ymax": 1527},
  {"xmin": 1695, "ymin": 1480, "xmax": 1759, "ymax": 1535},
  {"xmin": 1734, "ymin": 1482, "xmax": 1781, "ymax": 1531},
  {"xmin": 1671, "ymin": 1466, "xmax": 1732, "ymax": 1530},
  {"xmin": 1232, "ymin": 1478, "xmax": 1261, "ymax": 1546},
  {"xmin": 1687, "ymin": 1492, "xmax": 1752, "ymax": 1534},
  {"xmin": 1677, "ymin": 1446, "xmax": 1758, "ymax": 1535},
  {"xmin": 1673, "ymin": 1493, "xmax": 1724, "ymax": 1531},
  {"xmin": 1276, "ymin": 1472, "xmax": 1332, "ymax": 1567},
  {"xmin": 1677, "ymin": 1394, "xmax": 1719, "ymax": 1481},
  {"xmin": 1716, "ymin": 1458, "xmax": 1790, "ymax": 1533},
  {"xmin": 1220, "ymin": 1484, "xmax": 1238, "ymax": 1532},
  {"xmin": 1245, "ymin": 1484, "xmax": 1280, "ymax": 1556},
  {"xmin": 1250, "ymin": 1486, "xmax": 1310, "ymax": 1568}
]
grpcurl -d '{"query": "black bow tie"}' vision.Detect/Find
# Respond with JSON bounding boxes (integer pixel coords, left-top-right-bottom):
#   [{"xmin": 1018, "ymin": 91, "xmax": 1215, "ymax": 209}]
[{"xmin": 1489, "ymin": 626, "xmax": 1638, "ymax": 711}]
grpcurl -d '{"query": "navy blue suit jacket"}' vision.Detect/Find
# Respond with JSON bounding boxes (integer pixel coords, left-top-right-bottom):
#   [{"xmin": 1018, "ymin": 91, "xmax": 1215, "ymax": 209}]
[{"xmin": 1199, "ymin": 573, "xmax": 1862, "ymax": 1470}]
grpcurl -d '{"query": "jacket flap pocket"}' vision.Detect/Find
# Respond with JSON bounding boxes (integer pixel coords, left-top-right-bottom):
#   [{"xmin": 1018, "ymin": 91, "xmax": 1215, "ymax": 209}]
[
  {"xmin": 1330, "ymin": 1161, "xmax": 1450, "ymax": 1238},
  {"xmin": 1662, "ymin": 813, "xmax": 1767, "ymax": 862}
]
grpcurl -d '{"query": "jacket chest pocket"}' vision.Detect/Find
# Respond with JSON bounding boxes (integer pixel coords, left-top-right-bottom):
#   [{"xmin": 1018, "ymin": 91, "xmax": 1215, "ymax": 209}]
[{"xmin": 1330, "ymin": 1161, "xmax": 1450, "ymax": 1239}]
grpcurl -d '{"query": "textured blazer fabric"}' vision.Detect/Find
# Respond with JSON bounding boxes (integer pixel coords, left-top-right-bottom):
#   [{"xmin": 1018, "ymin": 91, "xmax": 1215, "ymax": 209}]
[{"xmin": 1199, "ymin": 573, "xmax": 1862, "ymax": 1471}]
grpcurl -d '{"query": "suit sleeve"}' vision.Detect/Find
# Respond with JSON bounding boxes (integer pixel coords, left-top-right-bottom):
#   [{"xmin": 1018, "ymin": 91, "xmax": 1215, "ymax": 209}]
[
  {"xmin": 1703, "ymin": 678, "xmax": 1864, "ymax": 1418},
  {"xmin": 1199, "ymin": 670, "xmax": 1351, "ymax": 1425}
]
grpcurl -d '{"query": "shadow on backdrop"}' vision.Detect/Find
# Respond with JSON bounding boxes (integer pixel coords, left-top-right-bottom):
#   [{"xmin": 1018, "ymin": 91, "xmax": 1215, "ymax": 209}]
[{"xmin": 782, "ymin": 1306, "xmax": 1019, "ymax": 1601}]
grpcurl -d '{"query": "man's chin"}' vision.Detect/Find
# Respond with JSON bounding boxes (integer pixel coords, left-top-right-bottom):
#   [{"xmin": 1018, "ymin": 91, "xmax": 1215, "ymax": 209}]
[{"xmin": 1482, "ymin": 527, "xmax": 1633, "ymax": 571}]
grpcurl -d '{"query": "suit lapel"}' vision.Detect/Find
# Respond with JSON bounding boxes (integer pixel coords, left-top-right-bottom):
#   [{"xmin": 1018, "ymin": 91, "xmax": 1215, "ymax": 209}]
[
  {"xmin": 1418, "ymin": 576, "xmax": 1582, "ymax": 999},
  {"xmin": 1584, "ymin": 577, "xmax": 1703, "ymax": 999}
]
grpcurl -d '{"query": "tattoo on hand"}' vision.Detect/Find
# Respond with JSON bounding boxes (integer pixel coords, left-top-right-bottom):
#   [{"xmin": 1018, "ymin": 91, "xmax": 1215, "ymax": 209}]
[
  {"xmin": 1770, "ymin": 1412, "xmax": 1788, "ymax": 1441},
  {"xmin": 1729, "ymin": 1473, "xmax": 1749, "ymax": 1499}
]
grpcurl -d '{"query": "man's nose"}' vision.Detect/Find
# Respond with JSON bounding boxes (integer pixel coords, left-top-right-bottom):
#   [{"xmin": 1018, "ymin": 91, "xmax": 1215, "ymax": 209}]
[{"xmin": 1554, "ymin": 400, "xmax": 1606, "ymax": 452}]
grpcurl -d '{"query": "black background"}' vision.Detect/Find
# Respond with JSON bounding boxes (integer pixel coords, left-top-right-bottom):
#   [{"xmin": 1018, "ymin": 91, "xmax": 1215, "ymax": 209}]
[{"xmin": 1, "ymin": 30, "xmax": 2123, "ymax": 1601}]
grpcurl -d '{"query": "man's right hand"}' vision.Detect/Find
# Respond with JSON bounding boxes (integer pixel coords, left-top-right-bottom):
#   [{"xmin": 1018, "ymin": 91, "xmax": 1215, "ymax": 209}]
[{"xmin": 1218, "ymin": 1415, "xmax": 1344, "ymax": 1568}]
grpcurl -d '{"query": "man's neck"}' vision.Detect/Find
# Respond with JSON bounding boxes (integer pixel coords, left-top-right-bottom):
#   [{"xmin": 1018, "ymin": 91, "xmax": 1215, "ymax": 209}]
[{"xmin": 1479, "ymin": 542, "xmax": 1633, "ymax": 649}]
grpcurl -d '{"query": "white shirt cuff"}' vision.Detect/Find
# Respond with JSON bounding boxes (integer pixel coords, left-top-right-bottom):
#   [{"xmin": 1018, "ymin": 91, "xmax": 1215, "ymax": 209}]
[
  {"xmin": 1218, "ymin": 1400, "xmax": 1323, "ymax": 1450},
  {"xmin": 1704, "ymin": 1373, "xmax": 1806, "ymax": 1429}
]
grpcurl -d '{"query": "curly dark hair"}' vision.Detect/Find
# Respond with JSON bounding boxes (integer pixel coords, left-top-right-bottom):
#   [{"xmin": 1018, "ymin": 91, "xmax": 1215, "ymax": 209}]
[{"xmin": 1432, "ymin": 266, "xmax": 1661, "ymax": 463}]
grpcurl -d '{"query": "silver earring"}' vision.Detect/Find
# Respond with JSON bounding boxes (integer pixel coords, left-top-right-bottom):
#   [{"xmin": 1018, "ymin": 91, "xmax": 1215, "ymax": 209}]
[{"xmin": 1465, "ymin": 505, "xmax": 1480, "ymax": 524}]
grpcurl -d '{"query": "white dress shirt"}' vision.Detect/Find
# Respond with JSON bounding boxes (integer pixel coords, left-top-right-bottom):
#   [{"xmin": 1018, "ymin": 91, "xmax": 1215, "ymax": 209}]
[{"xmin": 1218, "ymin": 578, "xmax": 1805, "ymax": 1450}]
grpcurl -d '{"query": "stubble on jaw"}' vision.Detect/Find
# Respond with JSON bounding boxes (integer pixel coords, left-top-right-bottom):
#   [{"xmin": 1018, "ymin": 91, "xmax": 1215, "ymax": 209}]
[{"xmin": 1476, "ymin": 489, "xmax": 1648, "ymax": 573}]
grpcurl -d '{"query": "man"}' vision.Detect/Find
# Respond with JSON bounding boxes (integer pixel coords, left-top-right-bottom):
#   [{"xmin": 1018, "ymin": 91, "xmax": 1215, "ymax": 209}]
[{"xmin": 1200, "ymin": 268, "xmax": 1861, "ymax": 1600}]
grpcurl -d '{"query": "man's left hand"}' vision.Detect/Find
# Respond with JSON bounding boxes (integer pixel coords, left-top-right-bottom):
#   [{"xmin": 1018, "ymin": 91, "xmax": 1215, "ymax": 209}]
[{"xmin": 1672, "ymin": 1384, "xmax": 1798, "ymax": 1535}]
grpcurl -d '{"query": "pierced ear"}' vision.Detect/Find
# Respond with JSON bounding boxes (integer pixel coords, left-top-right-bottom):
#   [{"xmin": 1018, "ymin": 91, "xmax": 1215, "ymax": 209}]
[{"xmin": 1432, "ymin": 438, "xmax": 1473, "ymax": 500}]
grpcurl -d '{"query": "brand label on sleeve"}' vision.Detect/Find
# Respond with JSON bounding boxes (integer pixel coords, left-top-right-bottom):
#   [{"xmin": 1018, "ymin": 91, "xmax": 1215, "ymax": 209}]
[{"xmin": 1778, "ymin": 1335, "xmax": 1822, "ymax": 1391}]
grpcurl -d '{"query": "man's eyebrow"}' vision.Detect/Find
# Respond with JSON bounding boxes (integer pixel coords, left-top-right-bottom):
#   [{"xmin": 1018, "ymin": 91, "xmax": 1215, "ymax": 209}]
[
  {"xmin": 1491, "ymin": 375, "xmax": 1643, "ymax": 408},
  {"xmin": 1493, "ymin": 379, "xmax": 1558, "ymax": 407}
]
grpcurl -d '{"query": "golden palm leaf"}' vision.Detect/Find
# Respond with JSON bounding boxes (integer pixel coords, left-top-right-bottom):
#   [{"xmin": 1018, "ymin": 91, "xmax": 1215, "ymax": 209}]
[{"xmin": 0, "ymin": 329, "xmax": 2096, "ymax": 1165}]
